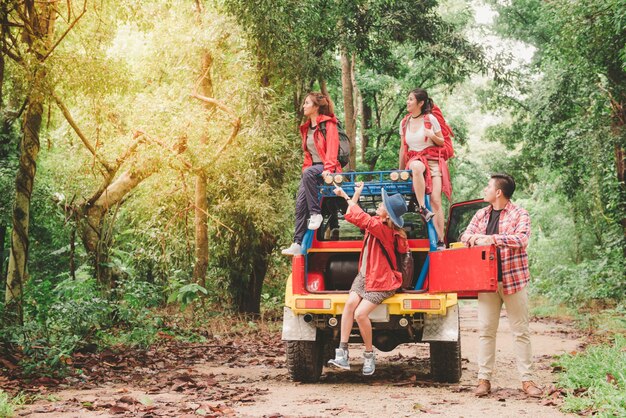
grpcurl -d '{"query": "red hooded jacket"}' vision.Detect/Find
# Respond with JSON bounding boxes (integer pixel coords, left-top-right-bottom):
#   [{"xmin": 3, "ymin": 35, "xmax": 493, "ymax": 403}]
[
  {"xmin": 345, "ymin": 205, "xmax": 407, "ymax": 292},
  {"xmin": 299, "ymin": 114, "xmax": 342, "ymax": 173}
]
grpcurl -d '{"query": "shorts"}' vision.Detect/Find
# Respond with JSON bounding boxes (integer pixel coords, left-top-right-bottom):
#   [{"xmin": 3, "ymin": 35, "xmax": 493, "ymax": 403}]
[
  {"xmin": 350, "ymin": 272, "xmax": 396, "ymax": 305},
  {"xmin": 406, "ymin": 157, "xmax": 441, "ymax": 178},
  {"xmin": 427, "ymin": 160, "xmax": 441, "ymax": 177}
]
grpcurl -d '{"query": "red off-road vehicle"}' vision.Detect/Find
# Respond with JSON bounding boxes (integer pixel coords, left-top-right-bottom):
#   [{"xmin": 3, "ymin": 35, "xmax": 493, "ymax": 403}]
[{"xmin": 282, "ymin": 171, "xmax": 496, "ymax": 383}]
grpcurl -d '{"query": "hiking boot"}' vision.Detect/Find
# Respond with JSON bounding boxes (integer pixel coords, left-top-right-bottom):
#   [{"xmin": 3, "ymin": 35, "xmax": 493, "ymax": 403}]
[
  {"xmin": 308, "ymin": 213, "xmax": 323, "ymax": 230},
  {"xmin": 474, "ymin": 379, "xmax": 491, "ymax": 397},
  {"xmin": 328, "ymin": 348, "xmax": 350, "ymax": 370},
  {"xmin": 522, "ymin": 381, "xmax": 543, "ymax": 398},
  {"xmin": 436, "ymin": 240, "xmax": 446, "ymax": 251},
  {"xmin": 281, "ymin": 243, "xmax": 302, "ymax": 256},
  {"xmin": 418, "ymin": 206, "xmax": 435, "ymax": 223},
  {"xmin": 362, "ymin": 351, "xmax": 376, "ymax": 376}
]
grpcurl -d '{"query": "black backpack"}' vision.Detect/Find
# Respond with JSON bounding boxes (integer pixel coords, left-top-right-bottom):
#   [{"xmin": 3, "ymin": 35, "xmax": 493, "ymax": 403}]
[
  {"xmin": 380, "ymin": 235, "xmax": 415, "ymax": 290},
  {"xmin": 318, "ymin": 121, "xmax": 351, "ymax": 168}
]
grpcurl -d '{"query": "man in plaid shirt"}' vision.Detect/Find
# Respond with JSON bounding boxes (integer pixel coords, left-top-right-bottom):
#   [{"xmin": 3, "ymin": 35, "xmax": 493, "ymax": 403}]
[{"xmin": 461, "ymin": 174, "xmax": 543, "ymax": 398}]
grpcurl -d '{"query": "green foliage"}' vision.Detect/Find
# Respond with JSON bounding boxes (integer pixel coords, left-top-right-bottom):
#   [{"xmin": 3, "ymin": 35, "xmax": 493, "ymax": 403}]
[
  {"xmin": 167, "ymin": 283, "xmax": 208, "ymax": 308},
  {"xmin": 0, "ymin": 267, "xmax": 110, "ymax": 373},
  {"xmin": 556, "ymin": 335, "xmax": 626, "ymax": 417},
  {"xmin": 478, "ymin": 0, "xmax": 625, "ymax": 308},
  {"xmin": 0, "ymin": 390, "xmax": 19, "ymax": 418}
]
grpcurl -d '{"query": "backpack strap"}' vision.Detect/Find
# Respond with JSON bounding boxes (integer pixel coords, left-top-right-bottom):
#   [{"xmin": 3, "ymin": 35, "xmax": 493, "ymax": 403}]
[
  {"xmin": 378, "ymin": 238, "xmax": 398, "ymax": 271},
  {"xmin": 317, "ymin": 120, "xmax": 327, "ymax": 138}
]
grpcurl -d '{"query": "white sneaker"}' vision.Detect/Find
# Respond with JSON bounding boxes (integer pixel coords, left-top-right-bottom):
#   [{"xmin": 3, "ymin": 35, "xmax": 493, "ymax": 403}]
[
  {"xmin": 281, "ymin": 243, "xmax": 302, "ymax": 256},
  {"xmin": 362, "ymin": 351, "xmax": 375, "ymax": 375},
  {"xmin": 328, "ymin": 348, "xmax": 350, "ymax": 370},
  {"xmin": 308, "ymin": 214, "xmax": 323, "ymax": 230}
]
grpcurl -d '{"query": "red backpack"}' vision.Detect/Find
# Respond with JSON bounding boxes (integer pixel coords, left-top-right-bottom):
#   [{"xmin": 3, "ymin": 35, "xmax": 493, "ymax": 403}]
[{"xmin": 401, "ymin": 104, "xmax": 454, "ymax": 160}]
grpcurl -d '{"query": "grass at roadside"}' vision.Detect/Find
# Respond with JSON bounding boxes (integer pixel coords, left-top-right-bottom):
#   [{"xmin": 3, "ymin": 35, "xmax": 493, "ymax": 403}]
[
  {"xmin": 0, "ymin": 391, "xmax": 25, "ymax": 418},
  {"xmin": 555, "ymin": 334, "xmax": 626, "ymax": 417},
  {"xmin": 534, "ymin": 299, "xmax": 626, "ymax": 417}
]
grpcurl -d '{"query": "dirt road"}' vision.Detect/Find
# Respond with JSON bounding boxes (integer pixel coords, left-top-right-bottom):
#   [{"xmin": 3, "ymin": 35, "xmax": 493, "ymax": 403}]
[{"xmin": 19, "ymin": 301, "xmax": 582, "ymax": 417}]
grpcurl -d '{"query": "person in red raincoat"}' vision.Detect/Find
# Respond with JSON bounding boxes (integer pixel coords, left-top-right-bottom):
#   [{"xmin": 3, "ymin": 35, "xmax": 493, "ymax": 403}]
[
  {"xmin": 281, "ymin": 92, "xmax": 342, "ymax": 256},
  {"xmin": 327, "ymin": 182, "xmax": 409, "ymax": 376},
  {"xmin": 398, "ymin": 88, "xmax": 453, "ymax": 250}
]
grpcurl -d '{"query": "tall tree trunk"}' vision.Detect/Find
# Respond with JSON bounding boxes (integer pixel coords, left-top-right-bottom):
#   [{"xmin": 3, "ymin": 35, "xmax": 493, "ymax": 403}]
[
  {"xmin": 319, "ymin": 78, "xmax": 328, "ymax": 96},
  {"xmin": 341, "ymin": 49, "xmax": 357, "ymax": 170},
  {"xmin": 5, "ymin": 0, "xmax": 56, "ymax": 323},
  {"xmin": 238, "ymin": 235, "xmax": 276, "ymax": 315},
  {"xmin": 192, "ymin": 52, "xmax": 215, "ymax": 287},
  {"xmin": 5, "ymin": 90, "xmax": 43, "ymax": 314},
  {"xmin": 361, "ymin": 96, "xmax": 373, "ymax": 169},
  {"xmin": 613, "ymin": 125, "xmax": 625, "ymax": 258},
  {"xmin": 0, "ymin": 224, "xmax": 6, "ymax": 291},
  {"xmin": 0, "ymin": 37, "xmax": 4, "ymax": 109}
]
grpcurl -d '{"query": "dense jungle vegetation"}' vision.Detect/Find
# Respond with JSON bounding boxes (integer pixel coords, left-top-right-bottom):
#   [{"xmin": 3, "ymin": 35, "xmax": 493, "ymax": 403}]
[{"xmin": 0, "ymin": 0, "xmax": 624, "ymax": 415}]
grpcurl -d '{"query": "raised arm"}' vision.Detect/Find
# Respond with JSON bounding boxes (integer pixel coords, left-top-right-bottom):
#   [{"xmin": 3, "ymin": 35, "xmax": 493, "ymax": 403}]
[{"xmin": 335, "ymin": 183, "xmax": 393, "ymax": 243}]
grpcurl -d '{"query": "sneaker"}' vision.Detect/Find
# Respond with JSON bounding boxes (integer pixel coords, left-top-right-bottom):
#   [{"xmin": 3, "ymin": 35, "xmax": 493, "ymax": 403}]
[
  {"xmin": 436, "ymin": 240, "xmax": 446, "ymax": 251},
  {"xmin": 327, "ymin": 348, "xmax": 350, "ymax": 370},
  {"xmin": 308, "ymin": 213, "xmax": 323, "ymax": 230},
  {"xmin": 281, "ymin": 243, "xmax": 302, "ymax": 256},
  {"xmin": 418, "ymin": 206, "xmax": 435, "ymax": 223},
  {"xmin": 362, "ymin": 351, "xmax": 375, "ymax": 376}
]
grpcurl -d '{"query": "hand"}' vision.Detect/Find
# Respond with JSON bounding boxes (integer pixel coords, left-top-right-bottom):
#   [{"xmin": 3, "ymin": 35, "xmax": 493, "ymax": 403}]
[
  {"xmin": 467, "ymin": 234, "xmax": 493, "ymax": 247},
  {"xmin": 333, "ymin": 186, "xmax": 348, "ymax": 200},
  {"xmin": 354, "ymin": 181, "xmax": 364, "ymax": 193},
  {"xmin": 424, "ymin": 128, "xmax": 435, "ymax": 139}
]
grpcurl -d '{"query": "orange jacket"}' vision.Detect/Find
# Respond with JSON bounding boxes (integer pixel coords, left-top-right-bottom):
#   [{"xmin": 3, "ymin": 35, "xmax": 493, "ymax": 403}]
[{"xmin": 300, "ymin": 114, "xmax": 342, "ymax": 173}]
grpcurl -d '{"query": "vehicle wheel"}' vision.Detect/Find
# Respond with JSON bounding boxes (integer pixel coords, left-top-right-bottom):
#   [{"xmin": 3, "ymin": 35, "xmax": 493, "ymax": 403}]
[
  {"xmin": 285, "ymin": 338, "xmax": 324, "ymax": 383},
  {"xmin": 322, "ymin": 335, "xmax": 337, "ymax": 363},
  {"xmin": 429, "ymin": 333, "xmax": 462, "ymax": 383}
]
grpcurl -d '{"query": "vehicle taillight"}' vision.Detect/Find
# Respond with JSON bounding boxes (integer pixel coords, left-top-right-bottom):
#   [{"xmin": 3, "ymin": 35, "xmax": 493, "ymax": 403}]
[
  {"xmin": 403, "ymin": 299, "xmax": 441, "ymax": 310},
  {"xmin": 292, "ymin": 255, "xmax": 306, "ymax": 295},
  {"xmin": 295, "ymin": 299, "xmax": 331, "ymax": 309}
]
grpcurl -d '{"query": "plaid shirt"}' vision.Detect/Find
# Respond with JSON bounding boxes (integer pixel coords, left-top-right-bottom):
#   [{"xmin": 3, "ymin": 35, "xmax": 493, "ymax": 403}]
[{"xmin": 461, "ymin": 201, "xmax": 531, "ymax": 294}]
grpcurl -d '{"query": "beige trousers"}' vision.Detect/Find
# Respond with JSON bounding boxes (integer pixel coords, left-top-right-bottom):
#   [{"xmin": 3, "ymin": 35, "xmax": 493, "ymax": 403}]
[{"xmin": 477, "ymin": 283, "xmax": 533, "ymax": 381}]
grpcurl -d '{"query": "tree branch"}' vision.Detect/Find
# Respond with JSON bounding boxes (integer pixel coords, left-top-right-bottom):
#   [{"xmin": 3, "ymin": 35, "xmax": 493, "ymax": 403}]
[
  {"xmin": 41, "ymin": 0, "xmax": 86, "ymax": 62},
  {"xmin": 190, "ymin": 93, "xmax": 239, "ymax": 125},
  {"xmin": 114, "ymin": 132, "xmax": 147, "ymax": 167},
  {"xmin": 190, "ymin": 93, "xmax": 242, "ymax": 161},
  {"xmin": 140, "ymin": 132, "xmax": 195, "ymax": 171},
  {"xmin": 51, "ymin": 92, "xmax": 114, "ymax": 173},
  {"xmin": 1, "ymin": 44, "xmax": 22, "ymax": 64}
]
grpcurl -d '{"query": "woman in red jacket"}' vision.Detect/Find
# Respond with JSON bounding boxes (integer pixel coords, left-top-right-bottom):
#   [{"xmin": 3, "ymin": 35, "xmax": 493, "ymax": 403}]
[
  {"xmin": 328, "ymin": 182, "xmax": 408, "ymax": 375},
  {"xmin": 398, "ymin": 88, "xmax": 453, "ymax": 250},
  {"xmin": 281, "ymin": 92, "xmax": 342, "ymax": 256}
]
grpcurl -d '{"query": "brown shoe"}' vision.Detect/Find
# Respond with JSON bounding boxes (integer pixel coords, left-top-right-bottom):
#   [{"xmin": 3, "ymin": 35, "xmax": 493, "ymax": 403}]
[
  {"xmin": 473, "ymin": 379, "xmax": 491, "ymax": 397},
  {"xmin": 522, "ymin": 381, "xmax": 543, "ymax": 397}
]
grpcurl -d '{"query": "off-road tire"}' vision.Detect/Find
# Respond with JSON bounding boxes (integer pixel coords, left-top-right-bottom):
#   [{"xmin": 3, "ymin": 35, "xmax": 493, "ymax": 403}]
[
  {"xmin": 285, "ymin": 339, "xmax": 324, "ymax": 383},
  {"xmin": 429, "ymin": 334, "xmax": 462, "ymax": 383}
]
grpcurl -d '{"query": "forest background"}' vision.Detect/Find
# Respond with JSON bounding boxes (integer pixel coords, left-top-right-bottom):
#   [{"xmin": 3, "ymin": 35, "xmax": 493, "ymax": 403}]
[{"xmin": 0, "ymin": 0, "xmax": 624, "ymax": 415}]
